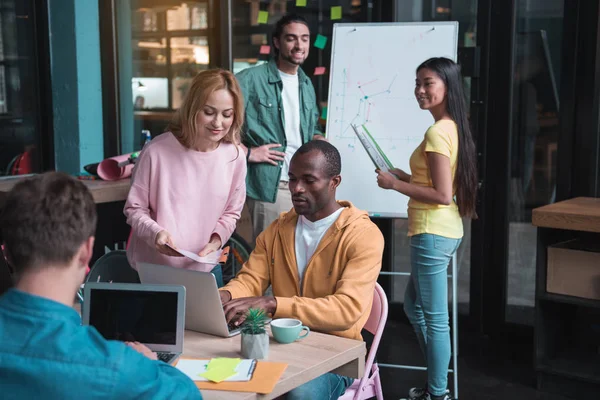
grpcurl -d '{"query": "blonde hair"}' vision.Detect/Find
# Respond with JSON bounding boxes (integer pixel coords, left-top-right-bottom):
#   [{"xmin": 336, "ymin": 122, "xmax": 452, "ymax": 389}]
[{"xmin": 168, "ymin": 69, "xmax": 244, "ymax": 149}]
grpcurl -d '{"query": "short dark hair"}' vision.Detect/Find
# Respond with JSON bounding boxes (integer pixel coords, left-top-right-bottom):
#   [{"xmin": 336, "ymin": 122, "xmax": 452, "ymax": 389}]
[
  {"xmin": 271, "ymin": 14, "xmax": 310, "ymax": 57},
  {"xmin": 293, "ymin": 140, "xmax": 341, "ymax": 177},
  {"xmin": 0, "ymin": 172, "xmax": 97, "ymax": 277}
]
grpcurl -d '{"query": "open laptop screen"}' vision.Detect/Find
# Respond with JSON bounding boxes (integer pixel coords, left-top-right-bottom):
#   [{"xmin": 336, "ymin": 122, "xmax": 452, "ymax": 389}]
[{"xmin": 88, "ymin": 288, "xmax": 178, "ymax": 345}]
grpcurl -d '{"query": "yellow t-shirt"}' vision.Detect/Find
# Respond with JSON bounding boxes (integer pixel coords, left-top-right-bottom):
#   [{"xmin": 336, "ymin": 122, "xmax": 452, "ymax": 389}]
[{"xmin": 407, "ymin": 119, "xmax": 463, "ymax": 239}]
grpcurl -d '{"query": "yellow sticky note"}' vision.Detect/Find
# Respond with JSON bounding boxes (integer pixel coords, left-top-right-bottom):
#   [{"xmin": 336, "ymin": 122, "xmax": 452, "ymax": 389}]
[
  {"xmin": 207, "ymin": 358, "xmax": 241, "ymax": 371},
  {"xmin": 200, "ymin": 366, "xmax": 237, "ymax": 383},
  {"xmin": 296, "ymin": 0, "xmax": 307, "ymax": 6},
  {"xmin": 331, "ymin": 6, "xmax": 342, "ymax": 20},
  {"xmin": 257, "ymin": 11, "xmax": 269, "ymax": 24}
]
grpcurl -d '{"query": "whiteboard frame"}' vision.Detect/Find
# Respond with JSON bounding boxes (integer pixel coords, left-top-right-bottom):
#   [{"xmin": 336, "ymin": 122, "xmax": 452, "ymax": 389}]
[{"xmin": 326, "ymin": 21, "xmax": 459, "ymax": 218}]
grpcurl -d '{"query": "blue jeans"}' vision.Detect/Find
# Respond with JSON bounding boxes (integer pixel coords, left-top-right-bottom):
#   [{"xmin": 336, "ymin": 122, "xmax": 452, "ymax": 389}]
[
  {"xmin": 211, "ymin": 264, "xmax": 224, "ymax": 288},
  {"xmin": 285, "ymin": 373, "xmax": 353, "ymax": 400},
  {"xmin": 404, "ymin": 233, "xmax": 461, "ymax": 397}
]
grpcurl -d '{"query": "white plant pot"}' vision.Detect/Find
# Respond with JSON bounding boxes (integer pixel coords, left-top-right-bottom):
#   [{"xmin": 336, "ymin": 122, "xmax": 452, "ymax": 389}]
[{"xmin": 241, "ymin": 332, "xmax": 269, "ymax": 359}]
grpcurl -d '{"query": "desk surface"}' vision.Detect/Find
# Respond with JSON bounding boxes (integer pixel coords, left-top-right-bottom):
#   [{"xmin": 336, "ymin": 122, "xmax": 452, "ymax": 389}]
[
  {"xmin": 0, "ymin": 176, "xmax": 131, "ymax": 206},
  {"xmin": 185, "ymin": 328, "xmax": 365, "ymax": 400},
  {"xmin": 532, "ymin": 197, "xmax": 600, "ymax": 233}
]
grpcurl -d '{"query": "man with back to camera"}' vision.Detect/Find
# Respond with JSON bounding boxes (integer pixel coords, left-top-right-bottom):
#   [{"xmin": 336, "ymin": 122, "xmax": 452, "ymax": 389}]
[
  {"xmin": 236, "ymin": 13, "xmax": 326, "ymax": 243},
  {"xmin": 0, "ymin": 172, "xmax": 201, "ymax": 400},
  {"xmin": 219, "ymin": 141, "xmax": 385, "ymax": 399}
]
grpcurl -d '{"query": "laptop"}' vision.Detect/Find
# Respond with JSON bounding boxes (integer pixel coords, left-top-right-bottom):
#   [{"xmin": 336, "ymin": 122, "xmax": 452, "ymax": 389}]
[
  {"xmin": 138, "ymin": 263, "xmax": 241, "ymax": 338},
  {"xmin": 82, "ymin": 282, "xmax": 186, "ymax": 364}
]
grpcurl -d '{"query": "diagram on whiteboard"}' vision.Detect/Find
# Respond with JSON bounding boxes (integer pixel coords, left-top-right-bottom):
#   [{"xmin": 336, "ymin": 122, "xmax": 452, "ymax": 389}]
[{"xmin": 327, "ymin": 22, "xmax": 458, "ymax": 217}]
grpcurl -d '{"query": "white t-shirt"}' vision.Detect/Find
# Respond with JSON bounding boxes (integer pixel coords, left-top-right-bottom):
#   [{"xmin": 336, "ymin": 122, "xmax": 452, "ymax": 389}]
[
  {"xmin": 294, "ymin": 207, "xmax": 345, "ymax": 293},
  {"xmin": 279, "ymin": 70, "xmax": 302, "ymax": 181}
]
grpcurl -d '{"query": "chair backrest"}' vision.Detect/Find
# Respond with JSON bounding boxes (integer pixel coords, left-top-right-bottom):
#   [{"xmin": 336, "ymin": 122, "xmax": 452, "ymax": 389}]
[
  {"xmin": 356, "ymin": 282, "xmax": 388, "ymax": 395},
  {"xmin": 85, "ymin": 250, "xmax": 140, "ymax": 284}
]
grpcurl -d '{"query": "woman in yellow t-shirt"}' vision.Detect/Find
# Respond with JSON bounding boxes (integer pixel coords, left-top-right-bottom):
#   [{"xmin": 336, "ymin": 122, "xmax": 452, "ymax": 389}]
[{"xmin": 376, "ymin": 57, "xmax": 478, "ymax": 400}]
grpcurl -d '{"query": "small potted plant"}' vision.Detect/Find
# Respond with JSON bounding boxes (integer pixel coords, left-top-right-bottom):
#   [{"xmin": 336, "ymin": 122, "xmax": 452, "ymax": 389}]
[{"xmin": 240, "ymin": 308, "xmax": 269, "ymax": 359}]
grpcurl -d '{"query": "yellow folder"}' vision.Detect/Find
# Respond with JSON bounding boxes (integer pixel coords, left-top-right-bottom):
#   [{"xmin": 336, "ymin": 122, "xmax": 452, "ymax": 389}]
[{"xmin": 176, "ymin": 357, "xmax": 288, "ymax": 394}]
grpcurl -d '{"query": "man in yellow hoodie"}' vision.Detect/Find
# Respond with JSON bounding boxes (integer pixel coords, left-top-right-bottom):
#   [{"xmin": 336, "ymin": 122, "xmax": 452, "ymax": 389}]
[{"xmin": 219, "ymin": 140, "xmax": 384, "ymax": 400}]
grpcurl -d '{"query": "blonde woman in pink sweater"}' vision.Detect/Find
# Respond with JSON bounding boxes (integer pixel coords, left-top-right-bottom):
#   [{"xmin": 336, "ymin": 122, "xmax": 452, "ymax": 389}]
[{"xmin": 124, "ymin": 69, "xmax": 247, "ymax": 287}]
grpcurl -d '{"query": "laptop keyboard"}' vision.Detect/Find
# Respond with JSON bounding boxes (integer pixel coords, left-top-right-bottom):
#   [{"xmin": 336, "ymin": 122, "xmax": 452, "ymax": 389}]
[
  {"xmin": 228, "ymin": 322, "xmax": 240, "ymax": 332},
  {"xmin": 157, "ymin": 352, "xmax": 176, "ymax": 363}
]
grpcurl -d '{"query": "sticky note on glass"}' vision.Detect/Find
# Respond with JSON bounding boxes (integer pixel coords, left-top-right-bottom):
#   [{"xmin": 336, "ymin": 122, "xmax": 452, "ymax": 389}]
[
  {"xmin": 331, "ymin": 6, "xmax": 342, "ymax": 20},
  {"xmin": 314, "ymin": 66, "xmax": 326, "ymax": 75},
  {"xmin": 296, "ymin": 0, "xmax": 307, "ymax": 6},
  {"xmin": 259, "ymin": 45, "xmax": 270, "ymax": 55},
  {"xmin": 321, "ymin": 106, "xmax": 328, "ymax": 120},
  {"xmin": 257, "ymin": 11, "xmax": 269, "ymax": 24},
  {"xmin": 314, "ymin": 34, "xmax": 327, "ymax": 49}
]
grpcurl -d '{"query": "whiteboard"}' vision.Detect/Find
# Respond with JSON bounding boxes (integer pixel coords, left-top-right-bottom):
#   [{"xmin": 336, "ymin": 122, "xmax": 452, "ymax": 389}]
[{"xmin": 326, "ymin": 22, "xmax": 459, "ymax": 218}]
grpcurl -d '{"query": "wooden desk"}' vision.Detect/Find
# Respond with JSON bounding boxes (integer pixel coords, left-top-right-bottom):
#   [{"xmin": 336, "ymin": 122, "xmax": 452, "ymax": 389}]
[
  {"xmin": 532, "ymin": 197, "xmax": 600, "ymax": 233},
  {"xmin": 0, "ymin": 176, "xmax": 131, "ymax": 207},
  {"xmin": 185, "ymin": 328, "xmax": 366, "ymax": 400}
]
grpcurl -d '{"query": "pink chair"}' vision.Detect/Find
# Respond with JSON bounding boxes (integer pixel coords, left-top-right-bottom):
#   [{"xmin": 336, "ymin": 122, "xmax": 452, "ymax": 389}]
[{"xmin": 339, "ymin": 282, "xmax": 388, "ymax": 400}]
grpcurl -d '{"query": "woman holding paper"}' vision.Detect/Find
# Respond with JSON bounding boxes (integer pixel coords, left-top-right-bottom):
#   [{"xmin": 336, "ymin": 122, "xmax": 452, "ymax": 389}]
[
  {"xmin": 124, "ymin": 69, "xmax": 247, "ymax": 287},
  {"xmin": 376, "ymin": 57, "xmax": 477, "ymax": 400}
]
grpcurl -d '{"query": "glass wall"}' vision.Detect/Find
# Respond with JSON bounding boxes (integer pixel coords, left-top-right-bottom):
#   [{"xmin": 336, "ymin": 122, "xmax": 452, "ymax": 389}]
[
  {"xmin": 124, "ymin": 0, "xmax": 218, "ymax": 151},
  {"xmin": 231, "ymin": 0, "xmax": 373, "ymax": 121},
  {"xmin": 0, "ymin": 0, "xmax": 44, "ymax": 177},
  {"xmin": 506, "ymin": 0, "xmax": 564, "ymax": 325}
]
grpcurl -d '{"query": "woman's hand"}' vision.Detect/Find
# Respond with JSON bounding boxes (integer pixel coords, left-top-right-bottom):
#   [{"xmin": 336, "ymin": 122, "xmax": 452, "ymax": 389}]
[
  {"xmin": 198, "ymin": 234, "xmax": 223, "ymax": 257},
  {"xmin": 376, "ymin": 170, "xmax": 399, "ymax": 190},
  {"xmin": 155, "ymin": 230, "xmax": 183, "ymax": 257}
]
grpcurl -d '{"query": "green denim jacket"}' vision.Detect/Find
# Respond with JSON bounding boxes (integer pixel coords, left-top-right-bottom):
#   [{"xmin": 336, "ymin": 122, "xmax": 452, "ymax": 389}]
[{"xmin": 236, "ymin": 59, "xmax": 321, "ymax": 203}]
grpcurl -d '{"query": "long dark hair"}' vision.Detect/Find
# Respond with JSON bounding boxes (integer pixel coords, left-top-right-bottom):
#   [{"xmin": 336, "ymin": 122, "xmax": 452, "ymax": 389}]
[{"xmin": 417, "ymin": 57, "xmax": 478, "ymax": 218}]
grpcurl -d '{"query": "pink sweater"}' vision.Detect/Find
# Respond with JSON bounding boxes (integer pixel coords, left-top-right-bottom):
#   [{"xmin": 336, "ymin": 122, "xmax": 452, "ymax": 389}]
[{"xmin": 124, "ymin": 132, "xmax": 247, "ymax": 272}]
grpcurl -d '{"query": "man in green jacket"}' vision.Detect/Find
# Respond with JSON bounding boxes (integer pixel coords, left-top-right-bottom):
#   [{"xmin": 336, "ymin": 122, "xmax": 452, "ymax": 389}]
[{"xmin": 236, "ymin": 13, "xmax": 325, "ymax": 243}]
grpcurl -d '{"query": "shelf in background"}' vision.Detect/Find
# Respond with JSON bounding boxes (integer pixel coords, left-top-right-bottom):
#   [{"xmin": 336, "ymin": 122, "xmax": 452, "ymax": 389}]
[{"xmin": 539, "ymin": 292, "xmax": 600, "ymax": 309}]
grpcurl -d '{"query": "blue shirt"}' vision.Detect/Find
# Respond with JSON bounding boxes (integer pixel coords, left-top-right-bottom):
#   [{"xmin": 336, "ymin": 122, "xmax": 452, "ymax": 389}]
[{"xmin": 0, "ymin": 289, "xmax": 201, "ymax": 400}]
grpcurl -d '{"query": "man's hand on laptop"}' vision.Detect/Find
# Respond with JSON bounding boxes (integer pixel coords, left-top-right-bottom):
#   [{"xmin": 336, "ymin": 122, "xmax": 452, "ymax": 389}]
[
  {"xmin": 223, "ymin": 296, "xmax": 277, "ymax": 327},
  {"xmin": 219, "ymin": 290, "xmax": 232, "ymax": 304},
  {"xmin": 126, "ymin": 341, "xmax": 158, "ymax": 360}
]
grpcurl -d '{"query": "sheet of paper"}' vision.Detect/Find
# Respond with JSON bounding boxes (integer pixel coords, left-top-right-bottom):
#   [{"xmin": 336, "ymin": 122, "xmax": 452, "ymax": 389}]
[
  {"xmin": 296, "ymin": 0, "xmax": 307, "ymax": 6},
  {"xmin": 314, "ymin": 66, "xmax": 326, "ymax": 75},
  {"xmin": 176, "ymin": 359, "xmax": 256, "ymax": 382},
  {"xmin": 166, "ymin": 244, "xmax": 223, "ymax": 265},
  {"xmin": 259, "ymin": 45, "xmax": 270, "ymax": 55}
]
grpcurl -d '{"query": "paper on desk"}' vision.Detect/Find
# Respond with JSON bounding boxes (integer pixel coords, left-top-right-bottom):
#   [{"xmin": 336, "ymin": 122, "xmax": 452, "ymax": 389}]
[
  {"xmin": 176, "ymin": 357, "xmax": 287, "ymax": 394},
  {"xmin": 200, "ymin": 366, "xmax": 237, "ymax": 383},
  {"xmin": 166, "ymin": 244, "xmax": 223, "ymax": 265},
  {"xmin": 176, "ymin": 358, "xmax": 256, "ymax": 382}
]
